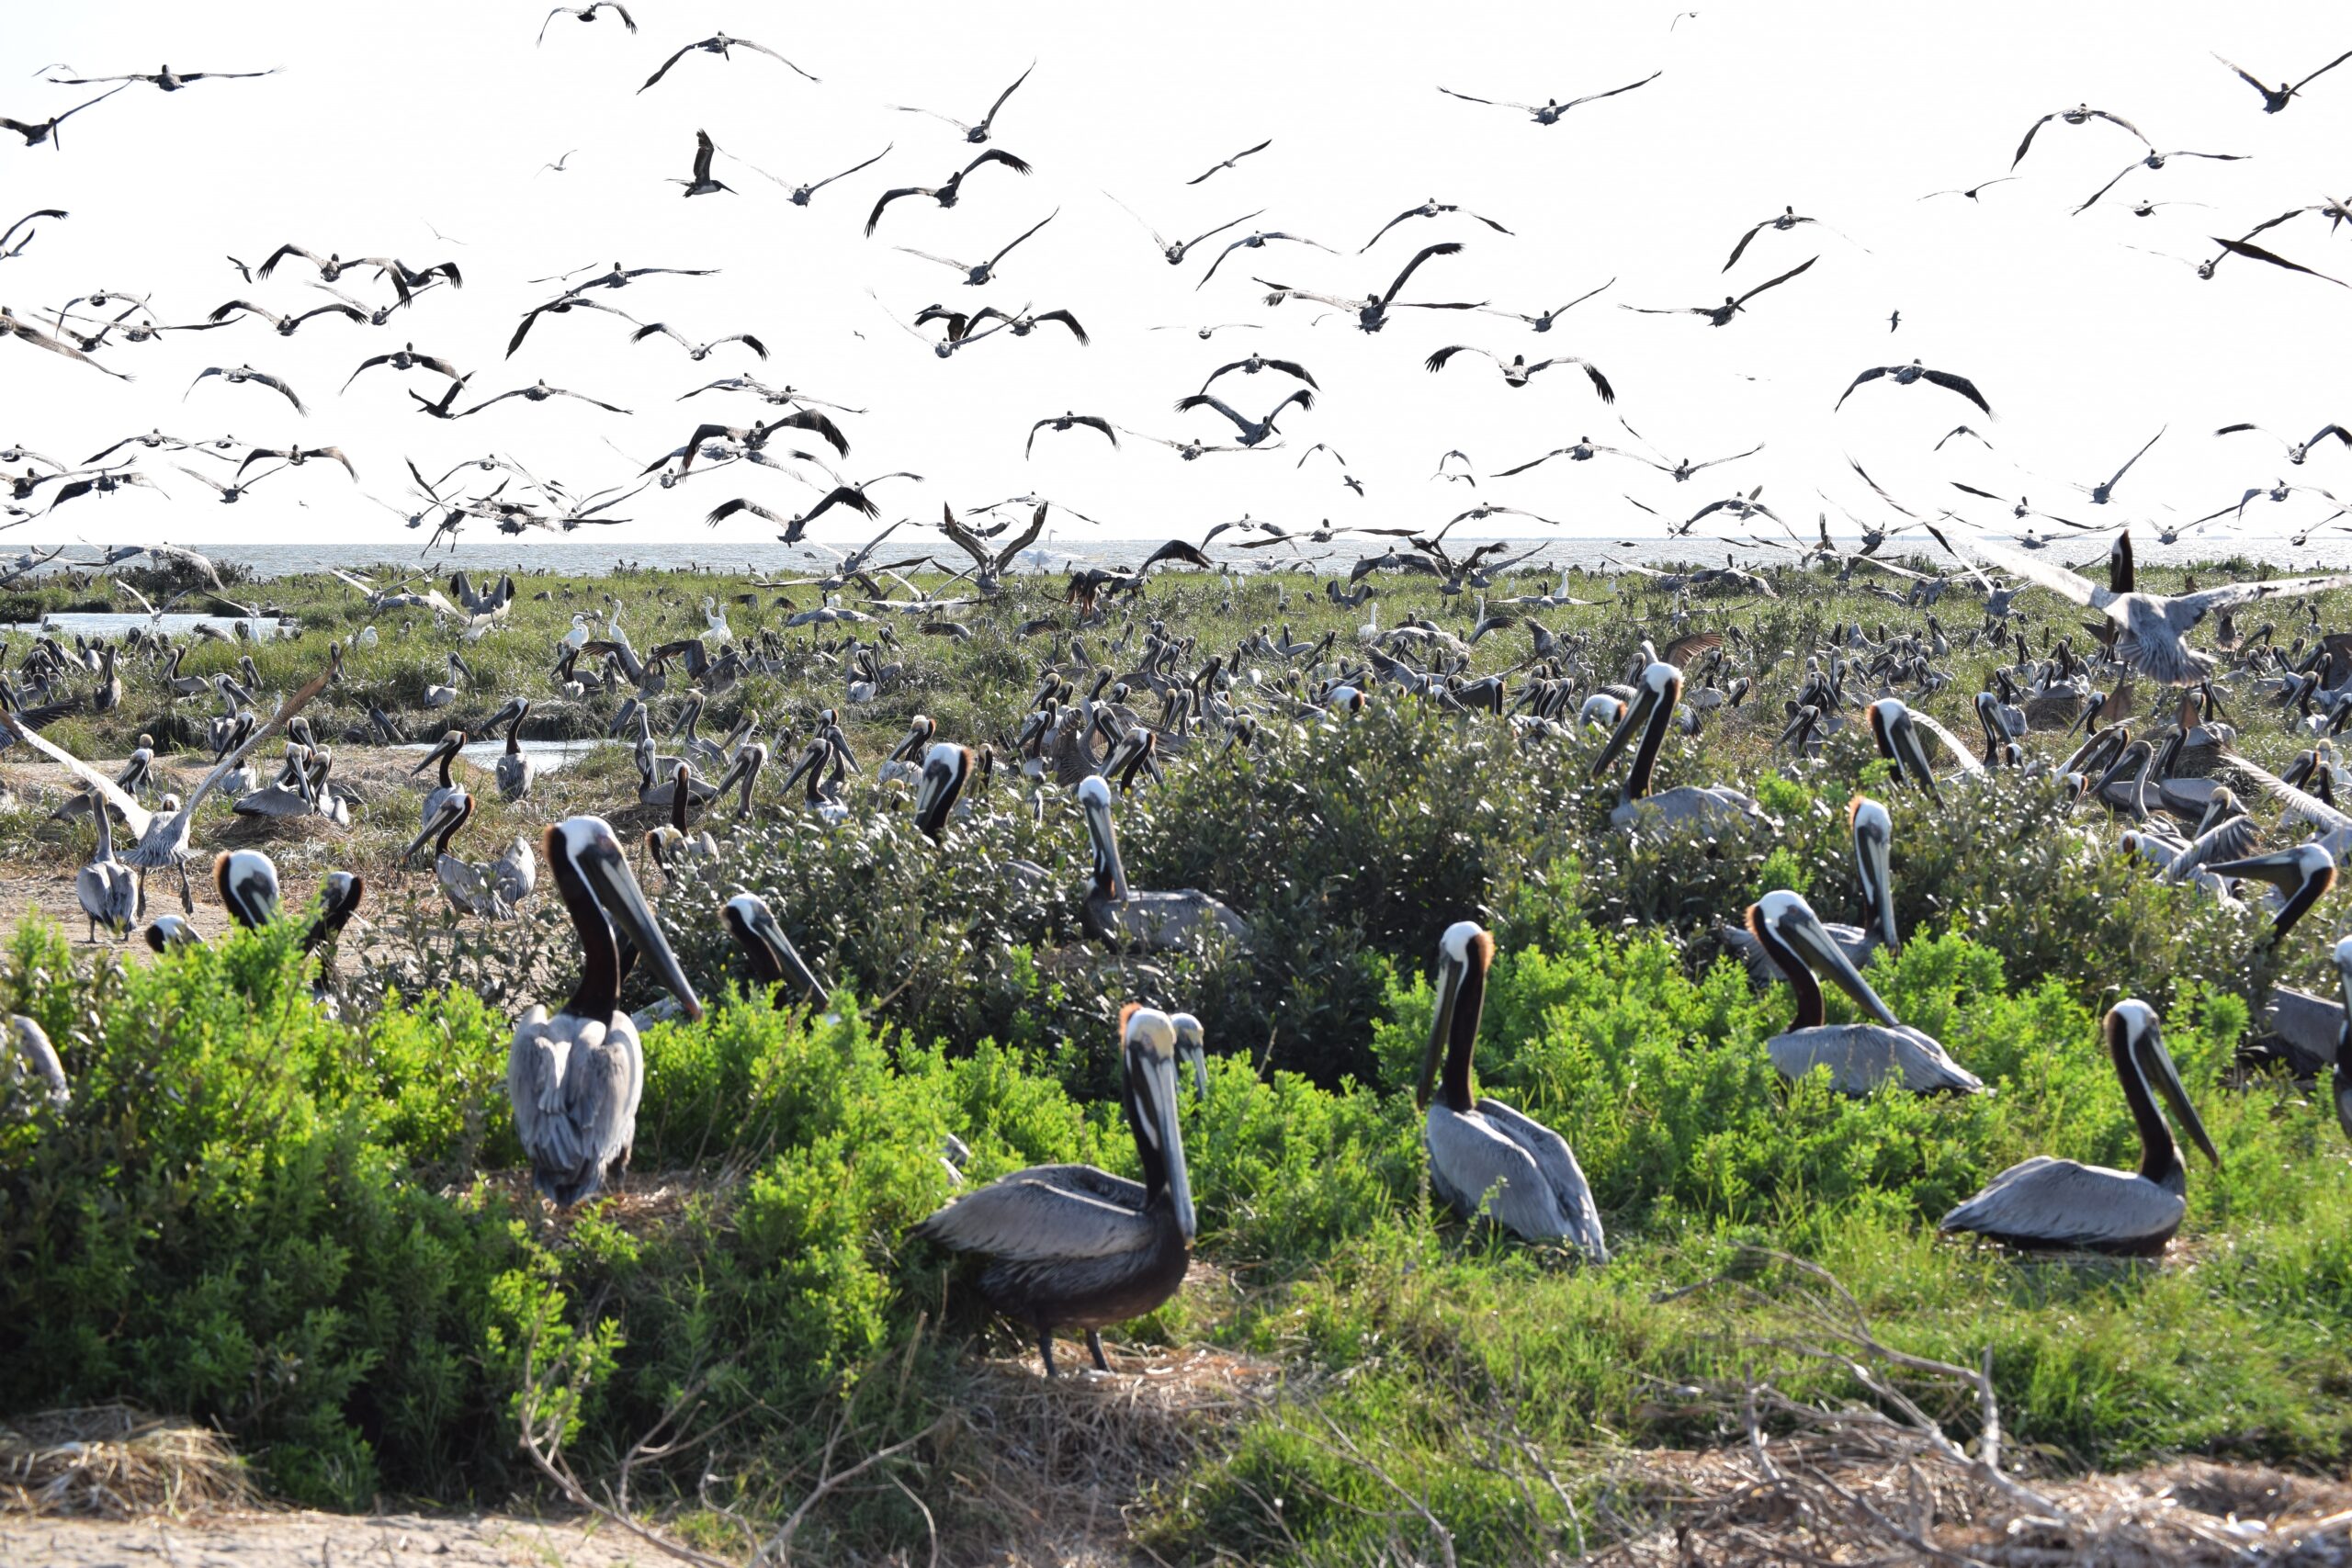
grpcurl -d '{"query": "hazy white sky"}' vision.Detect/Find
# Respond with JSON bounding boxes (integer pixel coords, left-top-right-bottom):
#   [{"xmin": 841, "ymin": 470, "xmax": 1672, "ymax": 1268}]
[{"xmin": 6, "ymin": 1, "xmax": 2352, "ymax": 558}]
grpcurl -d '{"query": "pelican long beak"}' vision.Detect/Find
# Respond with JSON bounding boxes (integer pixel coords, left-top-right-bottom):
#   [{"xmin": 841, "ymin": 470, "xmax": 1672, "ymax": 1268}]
[
  {"xmin": 1418, "ymin": 952, "xmax": 1464, "ymax": 1109},
  {"xmin": 2130, "ymin": 1015, "xmax": 2220, "ymax": 1168},
  {"xmin": 740, "ymin": 897, "xmax": 827, "ymax": 1004},
  {"xmin": 2206, "ymin": 846, "xmax": 2337, "ymax": 945},
  {"xmin": 1775, "ymin": 899, "xmax": 1900, "ymax": 1028},
  {"xmin": 1853, "ymin": 807, "xmax": 1898, "ymax": 952},
  {"xmin": 402, "ymin": 792, "xmax": 467, "ymax": 863},
  {"xmin": 1172, "ymin": 1013, "xmax": 1208, "ymax": 1100},
  {"xmin": 1081, "ymin": 785, "xmax": 1126, "ymax": 900},
  {"xmin": 1589, "ymin": 680, "xmax": 1658, "ymax": 779},
  {"xmin": 575, "ymin": 829, "xmax": 704, "ymax": 1021},
  {"xmin": 409, "ymin": 730, "xmax": 462, "ymax": 775},
  {"xmin": 1141, "ymin": 1042, "xmax": 1195, "ymax": 1240},
  {"xmin": 1871, "ymin": 702, "xmax": 1939, "ymax": 799}
]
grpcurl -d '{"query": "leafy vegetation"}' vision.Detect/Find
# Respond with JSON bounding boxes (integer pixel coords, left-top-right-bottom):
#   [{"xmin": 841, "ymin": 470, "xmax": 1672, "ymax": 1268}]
[{"xmin": 5, "ymin": 558, "xmax": 2352, "ymax": 1561}]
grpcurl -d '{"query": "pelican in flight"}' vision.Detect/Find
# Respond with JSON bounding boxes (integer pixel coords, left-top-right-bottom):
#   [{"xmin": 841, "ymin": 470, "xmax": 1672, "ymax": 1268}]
[
  {"xmin": 911, "ymin": 1004, "xmax": 1195, "ymax": 1376},
  {"xmin": 1746, "ymin": 891, "xmax": 1982, "ymax": 1095},
  {"xmin": 1940, "ymin": 1000, "xmax": 2216, "ymax": 1255},
  {"xmin": 1417, "ymin": 921, "xmax": 1606, "ymax": 1258},
  {"xmin": 1077, "ymin": 775, "xmax": 1249, "ymax": 949},
  {"xmin": 1590, "ymin": 662, "xmax": 1768, "ymax": 829},
  {"xmin": 1722, "ymin": 795, "xmax": 1898, "ymax": 975},
  {"xmin": 1965, "ymin": 536, "xmax": 2352, "ymax": 684},
  {"xmin": 509, "ymin": 817, "xmax": 703, "ymax": 1208}
]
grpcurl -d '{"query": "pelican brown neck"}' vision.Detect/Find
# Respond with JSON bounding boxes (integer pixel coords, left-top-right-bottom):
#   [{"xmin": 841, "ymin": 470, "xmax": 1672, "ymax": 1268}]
[
  {"xmin": 1748, "ymin": 901, "xmax": 1825, "ymax": 1029},
  {"xmin": 548, "ymin": 823, "xmax": 620, "ymax": 1022}
]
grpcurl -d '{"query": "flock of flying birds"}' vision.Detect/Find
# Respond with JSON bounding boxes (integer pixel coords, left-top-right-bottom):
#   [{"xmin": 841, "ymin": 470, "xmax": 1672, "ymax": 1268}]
[
  {"xmin": 4, "ymin": 23, "xmax": 2352, "ymax": 570},
  {"xmin": 13, "ymin": 19, "xmax": 2352, "ymax": 1380}
]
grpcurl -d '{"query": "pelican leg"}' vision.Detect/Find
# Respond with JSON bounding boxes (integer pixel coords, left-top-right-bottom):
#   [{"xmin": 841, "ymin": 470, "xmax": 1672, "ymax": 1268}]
[
  {"xmin": 1038, "ymin": 1330, "xmax": 1058, "ymax": 1379},
  {"xmin": 134, "ymin": 867, "xmax": 147, "ymax": 920},
  {"xmin": 176, "ymin": 858, "xmax": 194, "ymax": 915},
  {"xmin": 1086, "ymin": 1329, "xmax": 1110, "ymax": 1373}
]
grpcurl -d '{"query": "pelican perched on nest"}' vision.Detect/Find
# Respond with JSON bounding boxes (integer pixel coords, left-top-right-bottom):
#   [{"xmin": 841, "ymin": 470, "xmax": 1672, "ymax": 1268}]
[
  {"xmin": 1940, "ymin": 999, "xmax": 2216, "ymax": 1255},
  {"xmin": 1591, "ymin": 661, "xmax": 1768, "ymax": 829},
  {"xmin": 1746, "ymin": 891, "xmax": 1982, "ymax": 1095},
  {"xmin": 912, "ymin": 1004, "xmax": 1195, "ymax": 1376},
  {"xmin": 1417, "ymin": 921, "xmax": 1606, "ymax": 1258},
  {"xmin": 509, "ymin": 817, "xmax": 703, "ymax": 1208}
]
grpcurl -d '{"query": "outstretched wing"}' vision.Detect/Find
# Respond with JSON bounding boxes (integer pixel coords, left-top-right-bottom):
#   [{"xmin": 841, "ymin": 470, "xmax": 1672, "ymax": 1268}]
[{"xmin": 1962, "ymin": 536, "xmax": 2105, "ymax": 609}]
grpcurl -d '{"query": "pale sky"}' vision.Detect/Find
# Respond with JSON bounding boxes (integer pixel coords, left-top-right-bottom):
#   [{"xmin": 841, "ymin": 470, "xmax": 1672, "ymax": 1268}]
[{"xmin": 6, "ymin": 1, "xmax": 2352, "ymax": 558}]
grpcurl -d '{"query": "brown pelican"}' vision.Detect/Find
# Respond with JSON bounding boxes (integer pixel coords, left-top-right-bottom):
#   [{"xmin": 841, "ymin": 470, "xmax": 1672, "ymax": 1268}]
[
  {"xmin": 1867, "ymin": 698, "xmax": 1983, "ymax": 799},
  {"xmin": 911, "ymin": 1005, "xmax": 1194, "ymax": 1376},
  {"xmin": 1747, "ymin": 891, "xmax": 1982, "ymax": 1094},
  {"xmin": 720, "ymin": 892, "xmax": 827, "ymax": 1005},
  {"xmin": 1722, "ymin": 795, "xmax": 1897, "ymax": 975},
  {"xmin": 214, "ymin": 851, "xmax": 364, "ymax": 962},
  {"xmin": 142, "ymin": 914, "xmax": 202, "ymax": 952},
  {"xmin": 645, "ymin": 763, "xmax": 716, "ymax": 875},
  {"xmin": 2203, "ymin": 843, "xmax": 2336, "ymax": 946},
  {"xmin": 1940, "ymin": 1000, "xmax": 2217, "ymax": 1255},
  {"xmin": 412, "ymin": 729, "xmax": 468, "ymax": 825},
  {"xmin": 1417, "ymin": 922, "xmax": 1606, "ymax": 1258},
  {"xmin": 1590, "ymin": 662, "xmax": 1767, "ymax": 829},
  {"xmin": 75, "ymin": 803, "xmax": 137, "ymax": 941},
  {"xmin": 492, "ymin": 699, "xmax": 536, "ymax": 800},
  {"xmin": 878, "ymin": 714, "xmax": 937, "ymax": 787},
  {"xmin": 509, "ymin": 817, "xmax": 703, "ymax": 1208},
  {"xmin": 1077, "ymin": 776, "xmax": 1248, "ymax": 949},
  {"xmin": 911, "ymin": 742, "xmax": 975, "ymax": 840}
]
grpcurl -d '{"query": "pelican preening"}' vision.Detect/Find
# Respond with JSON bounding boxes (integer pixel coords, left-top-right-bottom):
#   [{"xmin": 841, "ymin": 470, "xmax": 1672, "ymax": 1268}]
[
  {"xmin": 1747, "ymin": 891, "xmax": 1982, "ymax": 1096},
  {"xmin": 1418, "ymin": 922, "xmax": 1606, "ymax": 1258},
  {"xmin": 508, "ymin": 817, "xmax": 703, "ymax": 1209},
  {"xmin": 1940, "ymin": 1000, "xmax": 2217, "ymax": 1255},
  {"xmin": 912, "ymin": 1004, "xmax": 1193, "ymax": 1376}
]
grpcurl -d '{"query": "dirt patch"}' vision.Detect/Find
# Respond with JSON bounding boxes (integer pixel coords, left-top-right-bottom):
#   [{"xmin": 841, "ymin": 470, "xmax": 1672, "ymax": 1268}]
[{"xmin": 0, "ymin": 1509, "xmax": 665, "ymax": 1567}]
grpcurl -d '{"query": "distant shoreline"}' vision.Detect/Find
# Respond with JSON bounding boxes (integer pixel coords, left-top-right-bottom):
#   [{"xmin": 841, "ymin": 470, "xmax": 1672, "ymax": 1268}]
[{"xmin": 4, "ymin": 532, "xmax": 2331, "ymax": 581}]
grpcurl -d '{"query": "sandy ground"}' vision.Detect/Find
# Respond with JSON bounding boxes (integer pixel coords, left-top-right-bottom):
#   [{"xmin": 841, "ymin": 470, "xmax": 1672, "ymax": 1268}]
[{"xmin": 0, "ymin": 1510, "xmax": 666, "ymax": 1567}]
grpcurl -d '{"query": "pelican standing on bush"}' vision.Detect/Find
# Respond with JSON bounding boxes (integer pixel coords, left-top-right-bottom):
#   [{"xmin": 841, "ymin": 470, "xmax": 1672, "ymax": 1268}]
[
  {"xmin": 913, "ymin": 1004, "xmax": 1195, "ymax": 1376},
  {"xmin": 1940, "ymin": 999, "xmax": 2217, "ymax": 1254},
  {"xmin": 1746, "ymin": 891, "xmax": 1981, "ymax": 1094},
  {"xmin": 509, "ymin": 816, "xmax": 704, "ymax": 1208},
  {"xmin": 1417, "ymin": 921, "xmax": 1607, "ymax": 1258}
]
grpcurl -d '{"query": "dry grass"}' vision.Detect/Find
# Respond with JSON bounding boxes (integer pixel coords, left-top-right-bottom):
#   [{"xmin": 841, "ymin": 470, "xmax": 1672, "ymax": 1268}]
[
  {"xmin": 1590, "ymin": 1444, "xmax": 2352, "ymax": 1567},
  {"xmin": 1, "ymin": 1404, "xmax": 254, "ymax": 1519},
  {"xmin": 950, "ymin": 1339, "xmax": 1286, "ymax": 1561}
]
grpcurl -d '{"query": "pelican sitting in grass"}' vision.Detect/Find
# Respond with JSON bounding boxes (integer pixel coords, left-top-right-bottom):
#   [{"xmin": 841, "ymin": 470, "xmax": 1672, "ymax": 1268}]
[
  {"xmin": 1745, "ymin": 890, "xmax": 1982, "ymax": 1095},
  {"xmin": 645, "ymin": 762, "xmax": 717, "ymax": 875},
  {"xmin": 912, "ymin": 1004, "xmax": 1195, "ymax": 1376},
  {"xmin": 1417, "ymin": 921, "xmax": 1606, "ymax": 1258},
  {"xmin": 509, "ymin": 816, "xmax": 704, "ymax": 1208},
  {"xmin": 1722, "ymin": 795, "xmax": 1899, "ymax": 976},
  {"xmin": 1077, "ymin": 775, "xmax": 1249, "ymax": 949},
  {"xmin": 1591, "ymin": 661, "xmax": 1768, "ymax": 829},
  {"xmin": 1940, "ymin": 999, "xmax": 2216, "ymax": 1255},
  {"xmin": 1867, "ymin": 697, "xmax": 1982, "ymax": 800}
]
